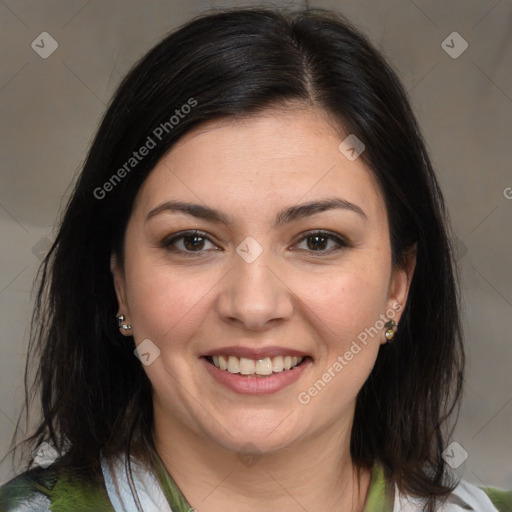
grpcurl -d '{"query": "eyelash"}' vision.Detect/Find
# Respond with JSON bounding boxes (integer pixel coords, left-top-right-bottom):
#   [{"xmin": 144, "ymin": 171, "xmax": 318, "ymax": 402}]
[{"xmin": 160, "ymin": 229, "xmax": 350, "ymax": 257}]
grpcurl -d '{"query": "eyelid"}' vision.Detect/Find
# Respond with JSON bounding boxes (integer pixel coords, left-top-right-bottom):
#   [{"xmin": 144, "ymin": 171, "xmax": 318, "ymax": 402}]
[
  {"xmin": 160, "ymin": 229, "xmax": 350, "ymax": 255},
  {"xmin": 159, "ymin": 229, "xmax": 218, "ymax": 253},
  {"xmin": 291, "ymin": 229, "xmax": 351, "ymax": 254}
]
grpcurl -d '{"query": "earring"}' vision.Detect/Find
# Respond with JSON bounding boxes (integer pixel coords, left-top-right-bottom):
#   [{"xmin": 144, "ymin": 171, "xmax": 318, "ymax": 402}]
[
  {"xmin": 385, "ymin": 320, "xmax": 397, "ymax": 342},
  {"xmin": 117, "ymin": 314, "xmax": 132, "ymax": 331}
]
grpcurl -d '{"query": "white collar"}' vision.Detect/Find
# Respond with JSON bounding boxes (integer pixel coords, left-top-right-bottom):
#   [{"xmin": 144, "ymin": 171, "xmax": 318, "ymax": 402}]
[
  {"xmin": 100, "ymin": 450, "xmax": 500, "ymax": 512},
  {"xmin": 101, "ymin": 451, "xmax": 173, "ymax": 512},
  {"xmin": 393, "ymin": 478, "xmax": 500, "ymax": 511}
]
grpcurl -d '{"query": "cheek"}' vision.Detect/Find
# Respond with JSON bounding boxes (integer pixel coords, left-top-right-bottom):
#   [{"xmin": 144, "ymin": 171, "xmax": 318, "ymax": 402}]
[
  {"xmin": 294, "ymin": 268, "xmax": 389, "ymax": 405},
  {"xmin": 293, "ymin": 262, "xmax": 390, "ymax": 342},
  {"xmin": 124, "ymin": 256, "xmax": 216, "ymax": 343}
]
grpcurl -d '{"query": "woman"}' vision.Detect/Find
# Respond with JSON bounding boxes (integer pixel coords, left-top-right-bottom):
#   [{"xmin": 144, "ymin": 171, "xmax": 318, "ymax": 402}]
[{"xmin": 1, "ymin": 6, "xmax": 510, "ymax": 512}]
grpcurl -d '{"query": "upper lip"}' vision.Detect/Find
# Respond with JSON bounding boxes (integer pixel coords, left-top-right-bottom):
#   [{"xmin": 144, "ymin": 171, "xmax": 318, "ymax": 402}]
[{"xmin": 203, "ymin": 346, "xmax": 311, "ymax": 360}]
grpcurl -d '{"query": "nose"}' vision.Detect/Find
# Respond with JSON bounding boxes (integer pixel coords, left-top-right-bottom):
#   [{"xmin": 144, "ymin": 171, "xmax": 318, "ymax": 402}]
[{"xmin": 216, "ymin": 247, "xmax": 294, "ymax": 331}]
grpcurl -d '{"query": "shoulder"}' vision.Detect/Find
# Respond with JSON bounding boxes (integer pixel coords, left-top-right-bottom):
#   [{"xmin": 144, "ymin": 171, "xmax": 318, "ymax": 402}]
[
  {"xmin": 394, "ymin": 477, "xmax": 512, "ymax": 511},
  {"xmin": 478, "ymin": 483, "xmax": 512, "ymax": 512},
  {"xmin": 449, "ymin": 478, "xmax": 512, "ymax": 511},
  {"xmin": 0, "ymin": 464, "xmax": 55, "ymax": 511},
  {"xmin": 0, "ymin": 463, "xmax": 115, "ymax": 512}
]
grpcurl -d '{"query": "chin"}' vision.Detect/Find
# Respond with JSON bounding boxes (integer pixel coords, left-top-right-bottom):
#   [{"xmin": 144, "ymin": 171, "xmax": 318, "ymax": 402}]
[{"xmin": 206, "ymin": 422, "xmax": 302, "ymax": 456}]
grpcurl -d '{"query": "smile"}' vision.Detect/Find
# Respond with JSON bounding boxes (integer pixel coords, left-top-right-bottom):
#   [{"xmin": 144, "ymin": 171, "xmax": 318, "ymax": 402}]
[
  {"xmin": 202, "ymin": 354, "xmax": 312, "ymax": 395},
  {"xmin": 206, "ymin": 355, "xmax": 306, "ymax": 376}
]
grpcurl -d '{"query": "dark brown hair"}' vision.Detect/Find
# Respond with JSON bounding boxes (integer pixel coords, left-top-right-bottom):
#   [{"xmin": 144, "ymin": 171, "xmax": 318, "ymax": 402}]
[{"xmin": 11, "ymin": 7, "xmax": 463, "ymax": 511}]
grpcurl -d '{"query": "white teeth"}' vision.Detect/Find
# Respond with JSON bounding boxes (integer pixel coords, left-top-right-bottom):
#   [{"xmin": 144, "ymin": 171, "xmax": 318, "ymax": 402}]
[
  {"xmin": 219, "ymin": 355, "xmax": 228, "ymax": 370},
  {"xmin": 272, "ymin": 356, "xmax": 284, "ymax": 372},
  {"xmin": 255, "ymin": 358, "xmax": 273, "ymax": 375},
  {"xmin": 239, "ymin": 357, "xmax": 256, "ymax": 375},
  {"xmin": 209, "ymin": 355, "xmax": 304, "ymax": 375},
  {"xmin": 227, "ymin": 356, "xmax": 239, "ymax": 374}
]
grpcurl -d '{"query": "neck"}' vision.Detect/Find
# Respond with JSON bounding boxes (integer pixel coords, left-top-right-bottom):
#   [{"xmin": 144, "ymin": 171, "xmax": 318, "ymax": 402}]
[{"xmin": 152, "ymin": 411, "xmax": 372, "ymax": 512}]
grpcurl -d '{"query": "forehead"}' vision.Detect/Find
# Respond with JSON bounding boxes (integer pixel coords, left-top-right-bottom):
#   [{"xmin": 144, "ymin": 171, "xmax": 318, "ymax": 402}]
[{"xmin": 133, "ymin": 108, "xmax": 387, "ymax": 226}]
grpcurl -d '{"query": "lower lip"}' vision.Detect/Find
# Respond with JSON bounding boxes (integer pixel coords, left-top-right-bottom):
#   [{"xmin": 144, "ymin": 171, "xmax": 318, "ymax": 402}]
[{"xmin": 201, "ymin": 357, "xmax": 312, "ymax": 395}]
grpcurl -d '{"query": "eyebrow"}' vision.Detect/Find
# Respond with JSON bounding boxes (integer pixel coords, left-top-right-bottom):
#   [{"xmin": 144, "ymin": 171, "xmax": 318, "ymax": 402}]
[{"xmin": 145, "ymin": 197, "xmax": 367, "ymax": 227}]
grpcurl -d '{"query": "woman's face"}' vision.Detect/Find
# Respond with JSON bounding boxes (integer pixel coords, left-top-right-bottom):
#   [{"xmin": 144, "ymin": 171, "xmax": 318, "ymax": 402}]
[{"xmin": 112, "ymin": 107, "xmax": 415, "ymax": 454}]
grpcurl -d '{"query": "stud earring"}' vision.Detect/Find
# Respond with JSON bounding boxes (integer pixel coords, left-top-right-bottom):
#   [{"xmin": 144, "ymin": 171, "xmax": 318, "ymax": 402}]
[
  {"xmin": 385, "ymin": 320, "xmax": 397, "ymax": 342},
  {"xmin": 117, "ymin": 314, "xmax": 132, "ymax": 331}
]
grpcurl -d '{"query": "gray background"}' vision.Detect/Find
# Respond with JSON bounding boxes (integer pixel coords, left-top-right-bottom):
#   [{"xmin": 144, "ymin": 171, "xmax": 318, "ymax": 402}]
[{"xmin": 1, "ymin": 0, "xmax": 511, "ymax": 492}]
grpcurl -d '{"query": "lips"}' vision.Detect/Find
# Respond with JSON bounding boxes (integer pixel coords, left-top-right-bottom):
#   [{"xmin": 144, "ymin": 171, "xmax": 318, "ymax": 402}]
[{"xmin": 201, "ymin": 354, "xmax": 313, "ymax": 395}]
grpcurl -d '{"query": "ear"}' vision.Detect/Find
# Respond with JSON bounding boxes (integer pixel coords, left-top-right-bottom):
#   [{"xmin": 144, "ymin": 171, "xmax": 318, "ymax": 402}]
[
  {"xmin": 110, "ymin": 252, "xmax": 131, "ymax": 334},
  {"xmin": 386, "ymin": 243, "xmax": 417, "ymax": 324}
]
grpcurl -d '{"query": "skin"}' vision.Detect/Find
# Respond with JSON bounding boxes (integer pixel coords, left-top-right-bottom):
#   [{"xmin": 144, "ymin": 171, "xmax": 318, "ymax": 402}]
[{"xmin": 111, "ymin": 106, "xmax": 416, "ymax": 512}]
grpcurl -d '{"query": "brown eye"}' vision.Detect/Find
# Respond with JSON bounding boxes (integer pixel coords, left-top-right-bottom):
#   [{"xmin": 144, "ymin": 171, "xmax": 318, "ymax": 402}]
[
  {"xmin": 162, "ymin": 230, "xmax": 219, "ymax": 256},
  {"xmin": 293, "ymin": 231, "xmax": 349, "ymax": 254},
  {"xmin": 182, "ymin": 234, "xmax": 207, "ymax": 251}
]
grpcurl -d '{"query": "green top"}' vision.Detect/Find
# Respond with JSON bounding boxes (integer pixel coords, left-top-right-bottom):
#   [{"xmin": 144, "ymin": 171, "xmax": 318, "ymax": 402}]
[{"xmin": 0, "ymin": 452, "xmax": 510, "ymax": 511}]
